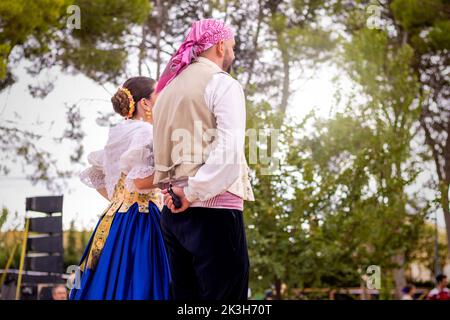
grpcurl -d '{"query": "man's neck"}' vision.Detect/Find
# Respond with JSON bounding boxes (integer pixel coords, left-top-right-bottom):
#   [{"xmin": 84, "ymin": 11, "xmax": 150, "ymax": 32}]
[{"xmin": 197, "ymin": 56, "xmax": 224, "ymax": 71}]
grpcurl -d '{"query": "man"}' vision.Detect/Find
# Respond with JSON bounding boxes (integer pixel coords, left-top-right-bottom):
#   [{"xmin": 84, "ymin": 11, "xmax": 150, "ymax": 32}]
[
  {"xmin": 52, "ymin": 284, "xmax": 68, "ymax": 300},
  {"xmin": 427, "ymin": 274, "xmax": 450, "ymax": 300},
  {"xmin": 153, "ymin": 19, "xmax": 254, "ymax": 300}
]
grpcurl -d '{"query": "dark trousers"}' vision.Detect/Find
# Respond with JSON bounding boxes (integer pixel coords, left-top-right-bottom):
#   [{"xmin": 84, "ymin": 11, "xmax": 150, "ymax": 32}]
[{"xmin": 160, "ymin": 206, "xmax": 249, "ymax": 300}]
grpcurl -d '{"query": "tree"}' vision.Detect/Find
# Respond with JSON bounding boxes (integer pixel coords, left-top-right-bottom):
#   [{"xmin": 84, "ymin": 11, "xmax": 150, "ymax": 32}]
[
  {"xmin": 390, "ymin": 0, "xmax": 450, "ymax": 257},
  {"xmin": 0, "ymin": 0, "xmax": 69, "ymax": 89},
  {"xmin": 243, "ymin": 0, "xmax": 438, "ymax": 298},
  {"xmin": 0, "ymin": 0, "xmax": 152, "ymax": 190},
  {"xmin": 327, "ymin": 0, "xmax": 437, "ymax": 298},
  {"xmin": 64, "ymin": 219, "xmax": 79, "ymax": 268},
  {"xmin": 0, "ymin": 207, "xmax": 22, "ymax": 269},
  {"xmin": 1, "ymin": 0, "xmax": 152, "ymax": 91},
  {"xmin": 1, "ymin": 0, "xmax": 446, "ymax": 299},
  {"xmin": 227, "ymin": 0, "xmax": 336, "ymax": 299},
  {"xmin": 331, "ymin": 0, "xmax": 450, "ymax": 261}
]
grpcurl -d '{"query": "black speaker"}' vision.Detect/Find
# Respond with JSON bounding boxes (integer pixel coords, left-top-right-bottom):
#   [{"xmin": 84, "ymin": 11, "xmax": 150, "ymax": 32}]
[
  {"xmin": 19, "ymin": 195, "xmax": 65, "ymax": 299},
  {"xmin": 38, "ymin": 285, "xmax": 54, "ymax": 300},
  {"xmin": 26, "ymin": 196, "xmax": 63, "ymax": 214},
  {"xmin": 28, "ymin": 216, "xmax": 62, "ymax": 234},
  {"xmin": 27, "ymin": 235, "xmax": 63, "ymax": 253},
  {"xmin": 20, "ymin": 284, "xmax": 37, "ymax": 300},
  {"xmin": 26, "ymin": 255, "xmax": 63, "ymax": 273}
]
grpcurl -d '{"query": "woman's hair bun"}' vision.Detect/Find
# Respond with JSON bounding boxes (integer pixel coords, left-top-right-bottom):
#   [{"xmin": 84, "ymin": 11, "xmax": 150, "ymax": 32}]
[
  {"xmin": 111, "ymin": 77, "xmax": 156, "ymax": 118},
  {"xmin": 111, "ymin": 89, "xmax": 131, "ymax": 117}
]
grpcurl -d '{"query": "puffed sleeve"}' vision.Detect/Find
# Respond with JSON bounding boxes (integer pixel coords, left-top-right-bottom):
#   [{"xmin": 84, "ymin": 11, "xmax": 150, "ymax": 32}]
[
  {"xmin": 79, "ymin": 150, "xmax": 106, "ymax": 189},
  {"xmin": 119, "ymin": 128, "xmax": 155, "ymax": 192}
]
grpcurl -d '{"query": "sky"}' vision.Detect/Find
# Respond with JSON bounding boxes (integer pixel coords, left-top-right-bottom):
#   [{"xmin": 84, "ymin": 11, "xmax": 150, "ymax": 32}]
[{"xmin": 0, "ymin": 57, "xmax": 445, "ymax": 231}]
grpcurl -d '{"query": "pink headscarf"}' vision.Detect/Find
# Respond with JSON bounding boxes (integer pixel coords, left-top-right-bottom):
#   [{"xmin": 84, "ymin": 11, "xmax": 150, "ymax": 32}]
[{"xmin": 155, "ymin": 19, "xmax": 234, "ymax": 93}]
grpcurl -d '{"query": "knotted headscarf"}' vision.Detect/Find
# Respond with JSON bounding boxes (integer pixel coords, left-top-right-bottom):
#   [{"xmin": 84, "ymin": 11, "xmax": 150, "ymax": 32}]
[{"xmin": 155, "ymin": 19, "xmax": 234, "ymax": 93}]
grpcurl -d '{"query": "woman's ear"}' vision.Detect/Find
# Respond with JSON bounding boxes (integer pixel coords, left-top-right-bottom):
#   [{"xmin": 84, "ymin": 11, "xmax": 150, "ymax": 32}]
[{"xmin": 140, "ymin": 98, "xmax": 151, "ymax": 109}]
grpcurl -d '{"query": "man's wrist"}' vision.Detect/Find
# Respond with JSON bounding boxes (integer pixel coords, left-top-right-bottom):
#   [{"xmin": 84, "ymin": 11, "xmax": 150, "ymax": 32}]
[{"xmin": 183, "ymin": 186, "xmax": 197, "ymax": 203}]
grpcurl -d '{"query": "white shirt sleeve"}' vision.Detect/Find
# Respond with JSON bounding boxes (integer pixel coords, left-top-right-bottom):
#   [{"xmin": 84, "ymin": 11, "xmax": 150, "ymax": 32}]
[{"xmin": 183, "ymin": 73, "xmax": 246, "ymax": 202}]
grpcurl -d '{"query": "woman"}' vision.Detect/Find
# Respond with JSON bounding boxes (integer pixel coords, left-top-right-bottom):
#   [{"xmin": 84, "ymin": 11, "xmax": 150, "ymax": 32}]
[{"xmin": 70, "ymin": 76, "xmax": 171, "ymax": 300}]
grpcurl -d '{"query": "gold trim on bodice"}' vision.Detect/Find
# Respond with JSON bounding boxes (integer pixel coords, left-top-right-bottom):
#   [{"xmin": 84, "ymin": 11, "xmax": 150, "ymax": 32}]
[{"xmin": 80, "ymin": 174, "xmax": 162, "ymax": 271}]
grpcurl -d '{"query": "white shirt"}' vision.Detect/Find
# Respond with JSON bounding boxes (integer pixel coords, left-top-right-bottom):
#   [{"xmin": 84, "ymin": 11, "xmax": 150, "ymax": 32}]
[
  {"xmin": 427, "ymin": 287, "xmax": 450, "ymax": 299},
  {"xmin": 183, "ymin": 57, "xmax": 246, "ymax": 202}
]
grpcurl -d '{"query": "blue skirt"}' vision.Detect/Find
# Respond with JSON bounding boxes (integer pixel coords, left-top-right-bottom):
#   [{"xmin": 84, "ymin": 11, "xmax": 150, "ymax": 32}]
[{"xmin": 69, "ymin": 202, "xmax": 171, "ymax": 300}]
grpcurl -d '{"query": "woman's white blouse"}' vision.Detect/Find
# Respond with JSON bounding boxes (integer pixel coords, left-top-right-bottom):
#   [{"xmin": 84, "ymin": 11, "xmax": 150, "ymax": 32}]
[{"xmin": 79, "ymin": 120, "xmax": 155, "ymax": 199}]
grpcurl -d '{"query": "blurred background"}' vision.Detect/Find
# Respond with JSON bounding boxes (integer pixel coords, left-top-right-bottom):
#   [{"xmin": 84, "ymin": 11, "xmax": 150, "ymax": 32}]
[{"xmin": 0, "ymin": 0, "xmax": 449, "ymax": 300}]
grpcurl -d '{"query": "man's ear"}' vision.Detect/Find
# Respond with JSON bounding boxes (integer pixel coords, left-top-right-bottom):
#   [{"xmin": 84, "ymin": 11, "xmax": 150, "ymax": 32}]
[{"xmin": 216, "ymin": 40, "xmax": 225, "ymax": 57}]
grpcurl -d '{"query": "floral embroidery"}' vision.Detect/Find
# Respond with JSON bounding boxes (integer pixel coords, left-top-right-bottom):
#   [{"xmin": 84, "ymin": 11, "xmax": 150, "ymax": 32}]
[{"xmin": 81, "ymin": 174, "xmax": 162, "ymax": 270}]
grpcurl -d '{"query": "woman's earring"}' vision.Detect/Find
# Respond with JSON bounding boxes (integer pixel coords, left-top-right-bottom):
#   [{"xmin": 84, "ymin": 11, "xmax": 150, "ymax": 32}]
[
  {"xmin": 145, "ymin": 107, "xmax": 152, "ymax": 120},
  {"xmin": 141, "ymin": 99, "xmax": 152, "ymax": 120}
]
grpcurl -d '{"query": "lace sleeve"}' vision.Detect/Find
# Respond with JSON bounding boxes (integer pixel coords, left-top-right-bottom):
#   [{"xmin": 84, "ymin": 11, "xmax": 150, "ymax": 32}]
[
  {"xmin": 79, "ymin": 150, "xmax": 106, "ymax": 189},
  {"xmin": 119, "ymin": 146, "xmax": 155, "ymax": 192},
  {"xmin": 79, "ymin": 167, "xmax": 106, "ymax": 189}
]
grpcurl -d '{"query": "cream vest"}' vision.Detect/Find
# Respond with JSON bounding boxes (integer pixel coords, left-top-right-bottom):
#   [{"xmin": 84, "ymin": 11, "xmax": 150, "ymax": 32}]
[{"xmin": 152, "ymin": 58, "xmax": 254, "ymax": 201}]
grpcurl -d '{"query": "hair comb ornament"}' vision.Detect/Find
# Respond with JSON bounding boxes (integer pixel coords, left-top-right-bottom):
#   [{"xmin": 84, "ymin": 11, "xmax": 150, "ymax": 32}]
[{"xmin": 119, "ymin": 87, "xmax": 135, "ymax": 119}]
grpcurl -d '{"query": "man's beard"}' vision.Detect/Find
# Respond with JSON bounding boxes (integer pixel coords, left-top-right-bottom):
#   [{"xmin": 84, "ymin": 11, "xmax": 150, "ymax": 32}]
[{"xmin": 223, "ymin": 55, "xmax": 233, "ymax": 73}]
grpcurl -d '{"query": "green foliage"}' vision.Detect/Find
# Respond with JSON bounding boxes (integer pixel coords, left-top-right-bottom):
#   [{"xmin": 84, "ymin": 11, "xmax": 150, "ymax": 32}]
[
  {"xmin": 60, "ymin": 0, "xmax": 151, "ymax": 83},
  {"xmin": 64, "ymin": 219, "xmax": 78, "ymax": 267},
  {"xmin": 0, "ymin": 0, "xmax": 151, "ymax": 86},
  {"xmin": 0, "ymin": 0, "xmax": 150, "ymax": 189},
  {"xmin": 243, "ymin": 0, "xmax": 436, "ymax": 298},
  {"xmin": 1, "ymin": 0, "xmax": 448, "ymax": 299},
  {"xmin": 0, "ymin": 44, "xmax": 10, "ymax": 80},
  {"xmin": 0, "ymin": 0, "xmax": 69, "ymax": 81},
  {"xmin": 70, "ymin": 0, "xmax": 150, "ymax": 40},
  {"xmin": 409, "ymin": 222, "xmax": 449, "ymax": 275},
  {"xmin": 390, "ymin": 0, "xmax": 442, "ymax": 30},
  {"xmin": 0, "ymin": 207, "xmax": 22, "ymax": 269},
  {"xmin": 391, "ymin": 0, "xmax": 450, "ymax": 53},
  {"xmin": 63, "ymin": 226, "xmax": 91, "ymax": 269}
]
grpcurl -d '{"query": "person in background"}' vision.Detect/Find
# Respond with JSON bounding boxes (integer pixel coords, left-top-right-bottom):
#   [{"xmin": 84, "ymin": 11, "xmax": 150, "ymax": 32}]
[
  {"xmin": 52, "ymin": 284, "xmax": 68, "ymax": 300},
  {"xmin": 264, "ymin": 289, "xmax": 273, "ymax": 300},
  {"xmin": 427, "ymin": 274, "xmax": 450, "ymax": 300},
  {"xmin": 401, "ymin": 284, "xmax": 416, "ymax": 300}
]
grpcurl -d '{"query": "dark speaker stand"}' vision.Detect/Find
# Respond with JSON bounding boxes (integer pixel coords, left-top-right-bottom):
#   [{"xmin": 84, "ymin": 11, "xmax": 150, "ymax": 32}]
[{"xmin": 15, "ymin": 196, "xmax": 64, "ymax": 300}]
